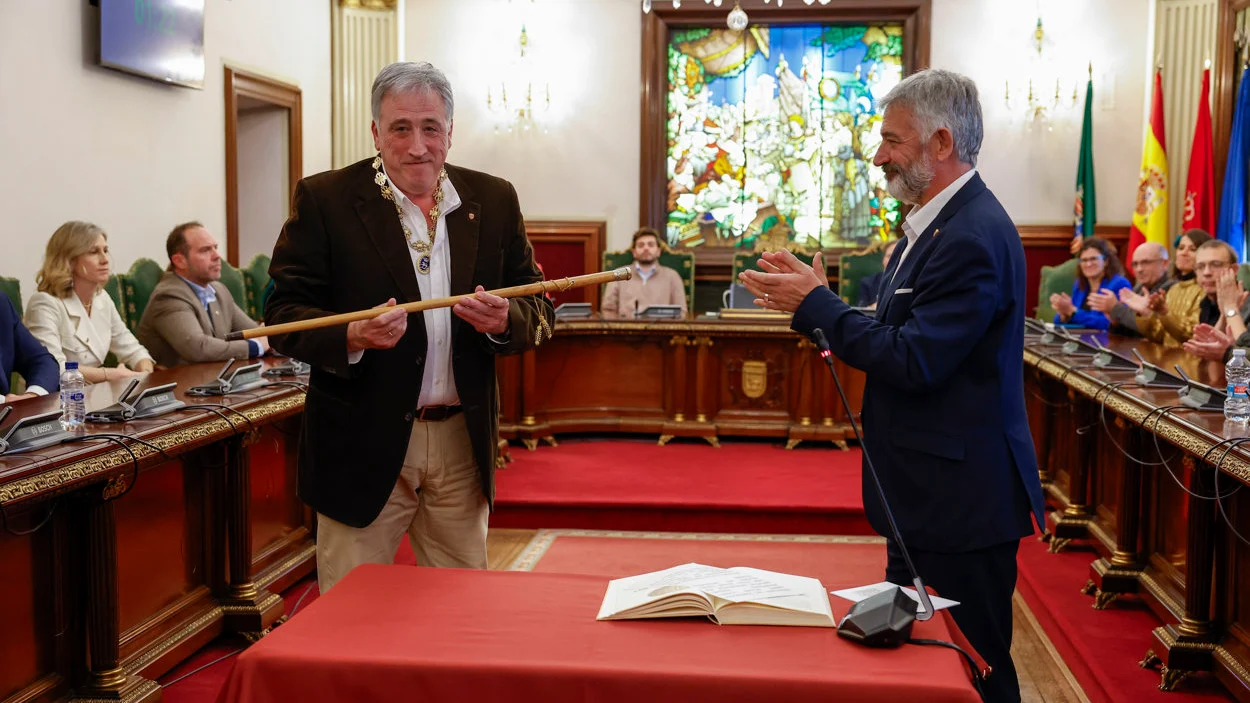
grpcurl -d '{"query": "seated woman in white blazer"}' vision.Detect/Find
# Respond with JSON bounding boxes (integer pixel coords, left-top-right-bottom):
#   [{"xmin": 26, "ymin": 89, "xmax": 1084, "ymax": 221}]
[{"xmin": 25, "ymin": 221, "xmax": 155, "ymax": 383}]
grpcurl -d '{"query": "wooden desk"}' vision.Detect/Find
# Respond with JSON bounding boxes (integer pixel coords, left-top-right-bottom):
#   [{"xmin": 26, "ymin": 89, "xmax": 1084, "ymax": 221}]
[
  {"xmin": 1024, "ymin": 331, "xmax": 1250, "ymax": 699},
  {"xmin": 497, "ymin": 316, "xmax": 866, "ymax": 449},
  {"xmin": 0, "ymin": 360, "xmax": 313, "ymax": 703}
]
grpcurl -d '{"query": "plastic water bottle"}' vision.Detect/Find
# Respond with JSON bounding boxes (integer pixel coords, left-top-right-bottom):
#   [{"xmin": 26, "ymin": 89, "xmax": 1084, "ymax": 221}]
[
  {"xmin": 60, "ymin": 362, "xmax": 86, "ymax": 431},
  {"xmin": 1225, "ymin": 349, "xmax": 1250, "ymax": 424}
]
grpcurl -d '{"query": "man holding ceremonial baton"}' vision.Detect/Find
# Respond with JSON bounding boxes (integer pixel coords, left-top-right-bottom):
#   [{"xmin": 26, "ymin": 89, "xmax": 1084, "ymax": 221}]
[{"xmin": 266, "ymin": 61, "xmax": 553, "ymax": 593}]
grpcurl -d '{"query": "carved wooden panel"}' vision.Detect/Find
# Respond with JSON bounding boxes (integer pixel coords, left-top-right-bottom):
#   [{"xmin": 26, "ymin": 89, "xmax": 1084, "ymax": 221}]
[{"xmin": 526, "ymin": 221, "xmax": 607, "ymax": 309}]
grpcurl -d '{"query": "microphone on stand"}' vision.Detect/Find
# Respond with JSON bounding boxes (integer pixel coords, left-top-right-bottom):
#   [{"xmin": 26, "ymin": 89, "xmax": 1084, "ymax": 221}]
[{"xmin": 810, "ymin": 328, "xmax": 935, "ymax": 648}]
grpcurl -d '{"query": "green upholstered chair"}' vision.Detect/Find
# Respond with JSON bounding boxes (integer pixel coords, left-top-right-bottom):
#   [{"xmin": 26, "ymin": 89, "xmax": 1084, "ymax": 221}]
[
  {"xmin": 731, "ymin": 248, "xmax": 817, "ymax": 283},
  {"xmin": 1036, "ymin": 257, "xmax": 1079, "ymax": 321},
  {"xmin": 103, "ymin": 274, "xmax": 127, "ymax": 321},
  {"xmin": 242, "ymin": 254, "xmax": 271, "ymax": 320},
  {"xmin": 122, "ymin": 258, "xmax": 165, "ymax": 332},
  {"xmin": 0, "ymin": 276, "xmax": 21, "ymax": 316},
  {"xmin": 602, "ymin": 244, "xmax": 696, "ymax": 312},
  {"xmin": 1238, "ymin": 263, "xmax": 1250, "ymax": 292},
  {"xmin": 102, "ymin": 274, "xmax": 127, "ymax": 365},
  {"xmin": 836, "ymin": 241, "xmax": 889, "ymax": 305},
  {"xmin": 218, "ymin": 261, "xmax": 247, "ymax": 314}
]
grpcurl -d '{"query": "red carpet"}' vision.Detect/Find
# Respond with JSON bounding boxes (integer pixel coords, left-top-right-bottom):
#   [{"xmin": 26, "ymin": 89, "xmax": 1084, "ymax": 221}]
[
  {"xmin": 492, "ymin": 438, "xmax": 872, "ymax": 535},
  {"xmin": 1015, "ymin": 535, "xmax": 1231, "ymax": 703},
  {"xmin": 159, "ymin": 578, "xmax": 321, "ymax": 703}
]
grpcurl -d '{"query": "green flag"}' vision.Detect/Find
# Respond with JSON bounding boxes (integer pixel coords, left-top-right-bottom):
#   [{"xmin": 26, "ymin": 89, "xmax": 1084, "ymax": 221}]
[{"xmin": 1074, "ymin": 75, "xmax": 1096, "ymax": 242}]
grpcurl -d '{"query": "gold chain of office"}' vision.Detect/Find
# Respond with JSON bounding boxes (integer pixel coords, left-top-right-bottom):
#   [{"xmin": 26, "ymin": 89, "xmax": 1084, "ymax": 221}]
[{"xmin": 373, "ymin": 155, "xmax": 446, "ymax": 275}]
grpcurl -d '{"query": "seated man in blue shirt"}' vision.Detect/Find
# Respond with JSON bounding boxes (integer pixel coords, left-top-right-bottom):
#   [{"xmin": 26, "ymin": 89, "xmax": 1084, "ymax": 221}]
[
  {"xmin": 136, "ymin": 222, "xmax": 269, "ymax": 367},
  {"xmin": 1, "ymin": 296, "xmax": 59, "ymax": 403}
]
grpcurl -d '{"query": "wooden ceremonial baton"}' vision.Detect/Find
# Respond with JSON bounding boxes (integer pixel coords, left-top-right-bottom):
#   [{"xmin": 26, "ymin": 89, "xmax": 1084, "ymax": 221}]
[{"xmin": 227, "ymin": 267, "xmax": 633, "ymax": 341}]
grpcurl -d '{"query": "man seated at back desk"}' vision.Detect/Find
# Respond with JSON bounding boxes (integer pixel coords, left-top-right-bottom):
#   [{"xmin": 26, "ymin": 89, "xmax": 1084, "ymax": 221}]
[
  {"xmin": 601, "ymin": 227, "xmax": 688, "ymax": 319},
  {"xmin": 137, "ymin": 221, "xmax": 270, "ymax": 367}
]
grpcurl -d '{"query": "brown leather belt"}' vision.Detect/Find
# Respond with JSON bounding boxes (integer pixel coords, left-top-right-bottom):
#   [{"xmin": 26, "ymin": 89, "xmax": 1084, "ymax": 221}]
[{"xmin": 415, "ymin": 405, "xmax": 463, "ymax": 422}]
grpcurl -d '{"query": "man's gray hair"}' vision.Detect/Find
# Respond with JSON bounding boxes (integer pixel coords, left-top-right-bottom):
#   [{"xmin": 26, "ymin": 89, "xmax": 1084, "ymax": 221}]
[
  {"xmin": 371, "ymin": 61, "xmax": 455, "ymax": 124},
  {"xmin": 879, "ymin": 69, "xmax": 983, "ymax": 166}
]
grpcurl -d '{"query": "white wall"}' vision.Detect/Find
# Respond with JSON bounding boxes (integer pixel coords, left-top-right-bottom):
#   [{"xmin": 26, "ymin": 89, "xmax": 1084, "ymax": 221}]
[
  {"xmin": 405, "ymin": 0, "xmax": 640, "ymax": 251},
  {"xmin": 0, "ymin": 0, "xmax": 331, "ymax": 301},
  {"xmin": 934, "ymin": 0, "xmax": 1152, "ymax": 227},
  {"xmin": 406, "ymin": 0, "xmax": 1150, "ymax": 251},
  {"xmin": 236, "ymin": 106, "xmax": 290, "ymax": 265}
]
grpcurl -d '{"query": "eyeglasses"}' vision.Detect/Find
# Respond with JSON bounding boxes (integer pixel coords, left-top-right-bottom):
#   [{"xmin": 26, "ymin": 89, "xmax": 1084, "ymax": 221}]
[
  {"xmin": 1078, "ymin": 256, "xmax": 1104, "ymax": 264},
  {"xmin": 1131, "ymin": 259, "xmax": 1163, "ymax": 267},
  {"xmin": 1195, "ymin": 261, "xmax": 1231, "ymax": 273}
]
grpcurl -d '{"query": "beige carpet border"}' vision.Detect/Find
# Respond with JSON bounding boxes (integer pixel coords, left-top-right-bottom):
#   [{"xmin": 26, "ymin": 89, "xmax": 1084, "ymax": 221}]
[{"xmin": 507, "ymin": 528, "xmax": 885, "ymax": 572}]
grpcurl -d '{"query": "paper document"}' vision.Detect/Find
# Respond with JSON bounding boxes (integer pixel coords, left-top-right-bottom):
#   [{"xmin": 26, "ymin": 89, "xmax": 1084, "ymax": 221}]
[{"xmin": 830, "ymin": 582, "xmax": 960, "ymax": 613}]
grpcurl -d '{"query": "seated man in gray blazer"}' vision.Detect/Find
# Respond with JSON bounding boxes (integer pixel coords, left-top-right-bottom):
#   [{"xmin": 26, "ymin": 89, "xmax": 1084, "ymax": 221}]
[{"xmin": 137, "ymin": 222, "xmax": 269, "ymax": 367}]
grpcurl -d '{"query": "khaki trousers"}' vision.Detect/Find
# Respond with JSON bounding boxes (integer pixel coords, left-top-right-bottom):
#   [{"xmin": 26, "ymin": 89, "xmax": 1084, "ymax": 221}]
[{"xmin": 315, "ymin": 413, "xmax": 488, "ymax": 593}]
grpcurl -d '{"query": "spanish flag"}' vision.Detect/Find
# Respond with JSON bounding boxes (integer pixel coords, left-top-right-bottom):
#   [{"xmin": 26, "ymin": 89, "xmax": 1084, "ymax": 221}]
[{"xmin": 1126, "ymin": 69, "xmax": 1169, "ymax": 265}]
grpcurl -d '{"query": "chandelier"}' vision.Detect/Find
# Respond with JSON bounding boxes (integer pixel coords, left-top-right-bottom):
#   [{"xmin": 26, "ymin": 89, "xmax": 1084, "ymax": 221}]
[
  {"xmin": 642, "ymin": 0, "xmax": 836, "ymax": 29},
  {"xmin": 485, "ymin": 24, "xmax": 551, "ymax": 134}
]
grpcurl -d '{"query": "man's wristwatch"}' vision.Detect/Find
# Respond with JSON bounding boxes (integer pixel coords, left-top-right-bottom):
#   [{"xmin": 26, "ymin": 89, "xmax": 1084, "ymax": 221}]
[{"xmin": 1228, "ymin": 308, "xmax": 1239, "ymax": 318}]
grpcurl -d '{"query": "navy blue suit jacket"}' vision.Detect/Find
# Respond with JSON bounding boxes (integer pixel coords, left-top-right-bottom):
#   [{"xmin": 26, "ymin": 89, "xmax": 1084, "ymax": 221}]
[
  {"xmin": 792, "ymin": 173, "xmax": 1045, "ymax": 553},
  {"xmin": 1, "ymin": 296, "xmax": 59, "ymax": 396}
]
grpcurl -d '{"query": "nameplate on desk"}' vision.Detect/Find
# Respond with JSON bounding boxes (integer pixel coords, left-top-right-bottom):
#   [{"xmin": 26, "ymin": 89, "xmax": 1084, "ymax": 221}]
[
  {"xmin": 638, "ymin": 305, "xmax": 683, "ymax": 320},
  {"xmin": 87, "ymin": 382, "xmax": 185, "ymax": 423},
  {"xmin": 188, "ymin": 362, "xmax": 264, "ymax": 396},
  {"xmin": 1178, "ymin": 383, "xmax": 1225, "ymax": 412},
  {"xmin": 1055, "ymin": 329, "xmax": 1097, "ymax": 356},
  {"xmin": 1093, "ymin": 350, "xmax": 1138, "ymax": 370},
  {"xmin": 263, "ymin": 360, "xmax": 310, "ymax": 377},
  {"xmin": 0, "ymin": 410, "xmax": 72, "ymax": 455},
  {"xmin": 1133, "ymin": 364, "xmax": 1185, "ymax": 389},
  {"xmin": 1174, "ymin": 365, "xmax": 1227, "ymax": 412},
  {"xmin": 1089, "ymin": 339, "xmax": 1138, "ymax": 370},
  {"xmin": 132, "ymin": 383, "xmax": 185, "ymax": 417},
  {"xmin": 554, "ymin": 303, "xmax": 593, "ymax": 319},
  {"xmin": 717, "ymin": 308, "xmax": 792, "ymax": 322},
  {"xmin": 1130, "ymin": 349, "xmax": 1185, "ymax": 389}
]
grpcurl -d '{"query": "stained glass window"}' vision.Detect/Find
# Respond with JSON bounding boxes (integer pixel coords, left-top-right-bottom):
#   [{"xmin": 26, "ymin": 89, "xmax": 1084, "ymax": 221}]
[{"xmin": 666, "ymin": 24, "xmax": 904, "ymax": 250}]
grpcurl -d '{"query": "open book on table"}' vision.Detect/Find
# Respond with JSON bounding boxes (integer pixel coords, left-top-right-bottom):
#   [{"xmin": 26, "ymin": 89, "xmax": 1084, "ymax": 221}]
[{"xmin": 596, "ymin": 562, "xmax": 835, "ymax": 627}]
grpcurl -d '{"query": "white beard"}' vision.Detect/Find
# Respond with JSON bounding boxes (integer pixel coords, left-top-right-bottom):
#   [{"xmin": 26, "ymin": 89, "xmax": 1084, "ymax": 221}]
[{"xmin": 884, "ymin": 153, "xmax": 936, "ymax": 205}]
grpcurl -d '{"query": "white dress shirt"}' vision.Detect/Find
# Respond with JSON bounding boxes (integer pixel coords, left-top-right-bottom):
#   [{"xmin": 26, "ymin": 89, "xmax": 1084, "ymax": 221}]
[
  {"xmin": 24, "ymin": 289, "xmax": 154, "ymax": 372},
  {"xmin": 891, "ymin": 168, "xmax": 978, "ymax": 283},
  {"xmin": 353, "ymin": 168, "xmax": 463, "ymax": 407}
]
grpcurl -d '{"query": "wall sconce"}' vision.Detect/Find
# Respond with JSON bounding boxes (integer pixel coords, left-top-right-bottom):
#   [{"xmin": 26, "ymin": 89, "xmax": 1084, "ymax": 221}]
[
  {"xmin": 1004, "ymin": 77, "xmax": 1080, "ymax": 131},
  {"xmin": 485, "ymin": 24, "xmax": 551, "ymax": 134},
  {"xmin": 1002, "ymin": 15, "xmax": 1082, "ymax": 131}
]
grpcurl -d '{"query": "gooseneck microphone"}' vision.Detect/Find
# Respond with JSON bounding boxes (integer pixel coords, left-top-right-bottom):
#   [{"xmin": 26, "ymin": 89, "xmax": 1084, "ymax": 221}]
[{"xmin": 810, "ymin": 328, "xmax": 935, "ymax": 645}]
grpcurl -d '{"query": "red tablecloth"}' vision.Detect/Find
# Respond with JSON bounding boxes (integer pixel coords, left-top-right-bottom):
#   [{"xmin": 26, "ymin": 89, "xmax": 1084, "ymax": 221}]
[{"xmin": 218, "ymin": 564, "xmax": 982, "ymax": 703}]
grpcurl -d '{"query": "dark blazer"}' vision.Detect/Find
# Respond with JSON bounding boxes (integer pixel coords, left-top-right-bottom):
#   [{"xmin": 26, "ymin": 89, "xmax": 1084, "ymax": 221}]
[
  {"xmin": 791, "ymin": 173, "xmax": 1045, "ymax": 554},
  {"xmin": 265, "ymin": 159, "xmax": 554, "ymax": 529},
  {"xmin": 1, "ymin": 296, "xmax": 59, "ymax": 396},
  {"xmin": 136, "ymin": 273, "xmax": 259, "ymax": 367}
]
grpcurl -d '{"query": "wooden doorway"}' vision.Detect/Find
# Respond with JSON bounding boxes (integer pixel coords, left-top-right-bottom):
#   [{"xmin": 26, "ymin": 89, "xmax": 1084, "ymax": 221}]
[{"xmin": 224, "ymin": 66, "xmax": 302, "ymax": 267}]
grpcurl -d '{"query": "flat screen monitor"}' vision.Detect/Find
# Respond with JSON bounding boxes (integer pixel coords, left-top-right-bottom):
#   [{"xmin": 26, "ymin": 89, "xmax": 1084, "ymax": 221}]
[{"xmin": 100, "ymin": 0, "xmax": 206, "ymax": 89}]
